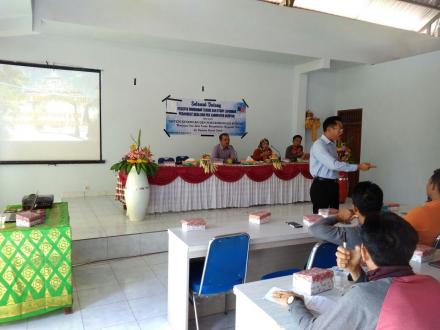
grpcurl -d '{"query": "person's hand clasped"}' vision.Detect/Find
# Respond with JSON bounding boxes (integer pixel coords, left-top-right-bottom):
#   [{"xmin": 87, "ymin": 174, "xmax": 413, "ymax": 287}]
[
  {"xmin": 336, "ymin": 208, "xmax": 355, "ymax": 223},
  {"xmin": 272, "ymin": 290, "xmax": 303, "ymax": 304},
  {"xmin": 336, "ymin": 246, "xmax": 362, "ymax": 281}
]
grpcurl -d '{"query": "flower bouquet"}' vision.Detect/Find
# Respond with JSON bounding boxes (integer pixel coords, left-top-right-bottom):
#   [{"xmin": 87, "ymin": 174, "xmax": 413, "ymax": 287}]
[
  {"xmin": 110, "ymin": 129, "xmax": 158, "ymax": 176},
  {"xmin": 267, "ymin": 154, "xmax": 282, "ymax": 170},
  {"xmin": 199, "ymin": 154, "xmax": 217, "ymax": 174},
  {"xmin": 336, "ymin": 141, "xmax": 352, "ymax": 163}
]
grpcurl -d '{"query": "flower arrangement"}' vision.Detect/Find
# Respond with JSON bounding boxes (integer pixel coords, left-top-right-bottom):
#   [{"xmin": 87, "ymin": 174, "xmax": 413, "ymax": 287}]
[
  {"xmin": 199, "ymin": 154, "xmax": 217, "ymax": 174},
  {"xmin": 336, "ymin": 141, "xmax": 352, "ymax": 163},
  {"xmin": 267, "ymin": 154, "xmax": 282, "ymax": 170},
  {"xmin": 110, "ymin": 129, "xmax": 158, "ymax": 176}
]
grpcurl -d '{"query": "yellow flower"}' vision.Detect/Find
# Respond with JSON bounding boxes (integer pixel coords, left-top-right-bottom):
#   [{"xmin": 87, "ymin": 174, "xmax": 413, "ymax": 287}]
[
  {"xmin": 130, "ymin": 144, "xmax": 136, "ymax": 152},
  {"xmin": 127, "ymin": 159, "xmax": 136, "ymax": 164}
]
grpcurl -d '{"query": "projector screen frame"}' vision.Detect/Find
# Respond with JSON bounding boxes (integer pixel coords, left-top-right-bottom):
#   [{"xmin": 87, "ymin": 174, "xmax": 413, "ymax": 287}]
[{"xmin": 0, "ymin": 59, "xmax": 105, "ymax": 165}]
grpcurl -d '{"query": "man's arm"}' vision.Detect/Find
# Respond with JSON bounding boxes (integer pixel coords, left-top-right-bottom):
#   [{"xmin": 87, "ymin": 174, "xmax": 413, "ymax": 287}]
[
  {"xmin": 308, "ymin": 216, "xmax": 341, "ymax": 246},
  {"xmin": 230, "ymin": 146, "xmax": 238, "ymax": 161},
  {"xmin": 308, "ymin": 214, "xmax": 362, "ymax": 248},
  {"xmin": 290, "ymin": 286, "xmax": 376, "ymax": 330},
  {"xmin": 211, "ymin": 145, "xmax": 219, "ymax": 159},
  {"xmin": 285, "ymin": 146, "xmax": 293, "ymax": 159},
  {"xmin": 312, "ymin": 141, "xmax": 358, "ymax": 172}
]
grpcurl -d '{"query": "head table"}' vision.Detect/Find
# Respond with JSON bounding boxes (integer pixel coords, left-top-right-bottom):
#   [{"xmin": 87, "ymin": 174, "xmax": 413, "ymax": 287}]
[
  {"xmin": 0, "ymin": 203, "xmax": 72, "ymax": 324},
  {"xmin": 115, "ymin": 163, "xmax": 313, "ymax": 213}
]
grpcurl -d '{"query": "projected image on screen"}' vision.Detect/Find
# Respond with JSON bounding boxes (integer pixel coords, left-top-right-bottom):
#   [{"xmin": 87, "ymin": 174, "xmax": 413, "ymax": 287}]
[{"xmin": 0, "ymin": 61, "xmax": 101, "ymax": 163}]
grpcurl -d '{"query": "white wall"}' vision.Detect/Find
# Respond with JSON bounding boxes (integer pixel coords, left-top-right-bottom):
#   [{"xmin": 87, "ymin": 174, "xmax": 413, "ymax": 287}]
[
  {"xmin": 305, "ymin": 70, "xmax": 337, "ymax": 151},
  {"xmin": 307, "ymin": 51, "xmax": 440, "ymax": 204},
  {"xmin": 0, "ymin": 34, "xmax": 298, "ymax": 207}
]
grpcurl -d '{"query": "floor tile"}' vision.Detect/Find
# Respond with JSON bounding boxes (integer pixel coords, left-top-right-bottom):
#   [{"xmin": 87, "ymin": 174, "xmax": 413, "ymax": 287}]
[
  {"xmin": 74, "ymin": 263, "xmax": 118, "ymax": 290},
  {"xmin": 81, "ymin": 301, "xmax": 135, "ymax": 330},
  {"xmin": 120, "ymin": 278, "xmax": 166, "ymax": 300},
  {"xmin": 26, "ymin": 309, "xmax": 84, "ymax": 330},
  {"xmin": 128, "ymin": 294, "xmax": 167, "ymax": 321},
  {"xmin": 137, "ymin": 316, "xmax": 171, "ymax": 330},
  {"xmin": 143, "ymin": 253, "xmax": 168, "ymax": 266},
  {"xmin": 189, "ymin": 312, "xmax": 235, "ymax": 330},
  {"xmin": 77, "ymin": 283, "xmax": 125, "ymax": 309},
  {"xmin": 99, "ymin": 321, "xmax": 140, "ymax": 330},
  {"xmin": 0, "ymin": 320, "xmax": 28, "ymax": 330}
]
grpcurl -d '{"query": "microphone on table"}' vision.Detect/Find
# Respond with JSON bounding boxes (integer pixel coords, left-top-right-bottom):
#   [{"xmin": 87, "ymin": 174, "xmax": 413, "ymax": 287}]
[{"xmin": 270, "ymin": 145, "xmax": 282, "ymax": 159}]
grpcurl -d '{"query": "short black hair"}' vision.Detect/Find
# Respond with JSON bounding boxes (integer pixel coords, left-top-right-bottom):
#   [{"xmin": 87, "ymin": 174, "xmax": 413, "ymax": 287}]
[
  {"xmin": 219, "ymin": 133, "xmax": 229, "ymax": 140},
  {"xmin": 351, "ymin": 181, "xmax": 383, "ymax": 216},
  {"xmin": 360, "ymin": 212, "xmax": 418, "ymax": 267},
  {"xmin": 323, "ymin": 116, "xmax": 342, "ymax": 131},
  {"xmin": 292, "ymin": 135, "xmax": 302, "ymax": 141},
  {"xmin": 430, "ymin": 168, "xmax": 440, "ymax": 192}
]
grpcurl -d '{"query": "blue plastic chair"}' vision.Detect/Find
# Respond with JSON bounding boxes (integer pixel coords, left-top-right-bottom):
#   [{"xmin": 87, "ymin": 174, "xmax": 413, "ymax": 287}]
[
  {"xmin": 260, "ymin": 242, "xmax": 338, "ymax": 280},
  {"xmin": 189, "ymin": 232, "xmax": 250, "ymax": 330},
  {"xmin": 305, "ymin": 242, "xmax": 339, "ymax": 269}
]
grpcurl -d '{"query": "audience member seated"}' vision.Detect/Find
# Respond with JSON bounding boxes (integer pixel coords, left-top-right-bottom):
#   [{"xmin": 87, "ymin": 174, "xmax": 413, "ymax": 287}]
[
  {"xmin": 289, "ymin": 212, "xmax": 440, "ymax": 330},
  {"xmin": 308, "ymin": 181, "xmax": 383, "ymax": 248},
  {"xmin": 211, "ymin": 133, "xmax": 238, "ymax": 163},
  {"xmin": 285, "ymin": 134, "xmax": 304, "ymax": 161},
  {"xmin": 252, "ymin": 138, "xmax": 273, "ymax": 161},
  {"xmin": 404, "ymin": 168, "xmax": 440, "ymax": 246}
]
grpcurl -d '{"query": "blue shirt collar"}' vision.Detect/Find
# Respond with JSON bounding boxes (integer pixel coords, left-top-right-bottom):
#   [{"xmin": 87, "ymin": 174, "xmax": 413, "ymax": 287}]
[{"xmin": 320, "ymin": 134, "xmax": 333, "ymax": 145}]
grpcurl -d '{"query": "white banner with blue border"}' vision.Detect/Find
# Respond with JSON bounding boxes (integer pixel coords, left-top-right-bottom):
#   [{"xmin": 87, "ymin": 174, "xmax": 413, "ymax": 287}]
[{"xmin": 165, "ymin": 98, "xmax": 247, "ymax": 136}]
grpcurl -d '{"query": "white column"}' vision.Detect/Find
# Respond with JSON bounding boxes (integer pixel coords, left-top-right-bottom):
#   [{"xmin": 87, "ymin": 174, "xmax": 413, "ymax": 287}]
[{"xmin": 292, "ymin": 58, "xmax": 331, "ymax": 141}]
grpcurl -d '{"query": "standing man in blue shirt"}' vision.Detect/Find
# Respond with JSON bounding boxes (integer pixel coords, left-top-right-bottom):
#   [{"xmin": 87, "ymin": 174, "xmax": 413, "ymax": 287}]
[{"xmin": 309, "ymin": 116, "xmax": 375, "ymax": 214}]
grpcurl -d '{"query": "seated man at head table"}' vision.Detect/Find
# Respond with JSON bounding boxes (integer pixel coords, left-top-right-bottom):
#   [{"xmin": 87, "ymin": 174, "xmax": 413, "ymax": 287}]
[
  {"xmin": 285, "ymin": 134, "xmax": 304, "ymax": 161},
  {"xmin": 211, "ymin": 133, "xmax": 238, "ymax": 163},
  {"xmin": 308, "ymin": 181, "xmax": 383, "ymax": 249},
  {"xmin": 404, "ymin": 168, "xmax": 440, "ymax": 246},
  {"xmin": 287, "ymin": 212, "xmax": 440, "ymax": 330}
]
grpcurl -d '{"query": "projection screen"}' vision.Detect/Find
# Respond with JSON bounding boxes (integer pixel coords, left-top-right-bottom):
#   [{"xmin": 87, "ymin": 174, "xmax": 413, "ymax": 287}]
[{"xmin": 0, "ymin": 61, "xmax": 102, "ymax": 163}]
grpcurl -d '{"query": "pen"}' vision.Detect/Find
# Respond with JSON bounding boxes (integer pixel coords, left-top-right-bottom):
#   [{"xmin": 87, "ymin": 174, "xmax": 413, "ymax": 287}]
[{"xmin": 342, "ymin": 230, "xmax": 347, "ymax": 249}]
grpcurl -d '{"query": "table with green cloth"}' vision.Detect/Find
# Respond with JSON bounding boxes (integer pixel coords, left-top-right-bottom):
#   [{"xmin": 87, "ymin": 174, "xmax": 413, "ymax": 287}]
[{"xmin": 0, "ymin": 202, "xmax": 72, "ymax": 323}]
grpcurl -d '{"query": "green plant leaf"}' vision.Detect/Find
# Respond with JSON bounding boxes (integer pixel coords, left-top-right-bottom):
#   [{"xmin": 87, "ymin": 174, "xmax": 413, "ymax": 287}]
[
  {"xmin": 127, "ymin": 164, "xmax": 133, "ymax": 174},
  {"xmin": 122, "ymin": 162, "xmax": 128, "ymax": 174},
  {"xmin": 137, "ymin": 129, "xmax": 141, "ymax": 148},
  {"xmin": 135, "ymin": 163, "xmax": 141, "ymax": 174},
  {"xmin": 141, "ymin": 163, "xmax": 147, "ymax": 175}
]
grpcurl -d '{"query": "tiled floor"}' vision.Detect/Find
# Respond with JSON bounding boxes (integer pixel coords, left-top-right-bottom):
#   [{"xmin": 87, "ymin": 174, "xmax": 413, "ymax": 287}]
[
  {"xmin": 65, "ymin": 196, "xmax": 317, "ymax": 241},
  {"xmin": 0, "ymin": 253, "xmax": 233, "ymax": 330}
]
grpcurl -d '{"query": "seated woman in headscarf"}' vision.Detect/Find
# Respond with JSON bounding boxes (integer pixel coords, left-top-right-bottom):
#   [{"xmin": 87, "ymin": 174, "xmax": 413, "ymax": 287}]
[{"xmin": 252, "ymin": 138, "xmax": 273, "ymax": 161}]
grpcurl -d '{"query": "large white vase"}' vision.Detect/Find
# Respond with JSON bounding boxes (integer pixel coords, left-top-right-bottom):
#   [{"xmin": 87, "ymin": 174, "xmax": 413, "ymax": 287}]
[{"xmin": 124, "ymin": 167, "xmax": 150, "ymax": 221}]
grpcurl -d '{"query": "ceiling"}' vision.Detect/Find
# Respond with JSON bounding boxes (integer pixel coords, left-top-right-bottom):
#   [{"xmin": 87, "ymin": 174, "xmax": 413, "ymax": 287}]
[
  {"xmin": 265, "ymin": 0, "xmax": 440, "ymax": 34},
  {"xmin": 2, "ymin": 0, "xmax": 440, "ymax": 66}
]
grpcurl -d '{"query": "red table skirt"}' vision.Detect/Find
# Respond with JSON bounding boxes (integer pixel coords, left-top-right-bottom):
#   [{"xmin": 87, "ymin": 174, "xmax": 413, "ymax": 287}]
[{"xmin": 118, "ymin": 163, "xmax": 312, "ymax": 186}]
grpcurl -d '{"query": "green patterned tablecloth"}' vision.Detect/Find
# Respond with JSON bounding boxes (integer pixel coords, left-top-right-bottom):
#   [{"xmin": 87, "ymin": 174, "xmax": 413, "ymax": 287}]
[{"xmin": 0, "ymin": 202, "xmax": 72, "ymax": 323}]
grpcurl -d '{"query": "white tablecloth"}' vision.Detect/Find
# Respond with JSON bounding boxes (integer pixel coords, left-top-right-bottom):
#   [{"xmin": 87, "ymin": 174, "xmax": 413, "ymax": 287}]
[{"xmin": 147, "ymin": 174, "xmax": 312, "ymax": 213}]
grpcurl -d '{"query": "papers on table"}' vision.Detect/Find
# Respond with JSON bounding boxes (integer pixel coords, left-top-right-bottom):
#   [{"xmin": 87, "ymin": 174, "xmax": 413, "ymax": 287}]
[
  {"xmin": 264, "ymin": 287, "xmax": 289, "ymax": 306},
  {"xmin": 264, "ymin": 286, "xmax": 339, "ymax": 314}
]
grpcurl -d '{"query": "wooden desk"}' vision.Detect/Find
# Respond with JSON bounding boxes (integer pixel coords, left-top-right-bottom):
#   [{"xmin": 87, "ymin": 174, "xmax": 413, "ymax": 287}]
[{"xmin": 167, "ymin": 218, "xmax": 317, "ymax": 330}]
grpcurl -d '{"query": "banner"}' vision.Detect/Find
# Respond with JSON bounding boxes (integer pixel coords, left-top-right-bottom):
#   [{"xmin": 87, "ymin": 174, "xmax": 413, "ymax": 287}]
[{"xmin": 165, "ymin": 98, "xmax": 247, "ymax": 136}]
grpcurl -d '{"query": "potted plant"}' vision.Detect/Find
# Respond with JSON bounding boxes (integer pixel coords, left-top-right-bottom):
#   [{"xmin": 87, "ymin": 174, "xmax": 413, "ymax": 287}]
[{"xmin": 111, "ymin": 130, "xmax": 158, "ymax": 221}]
